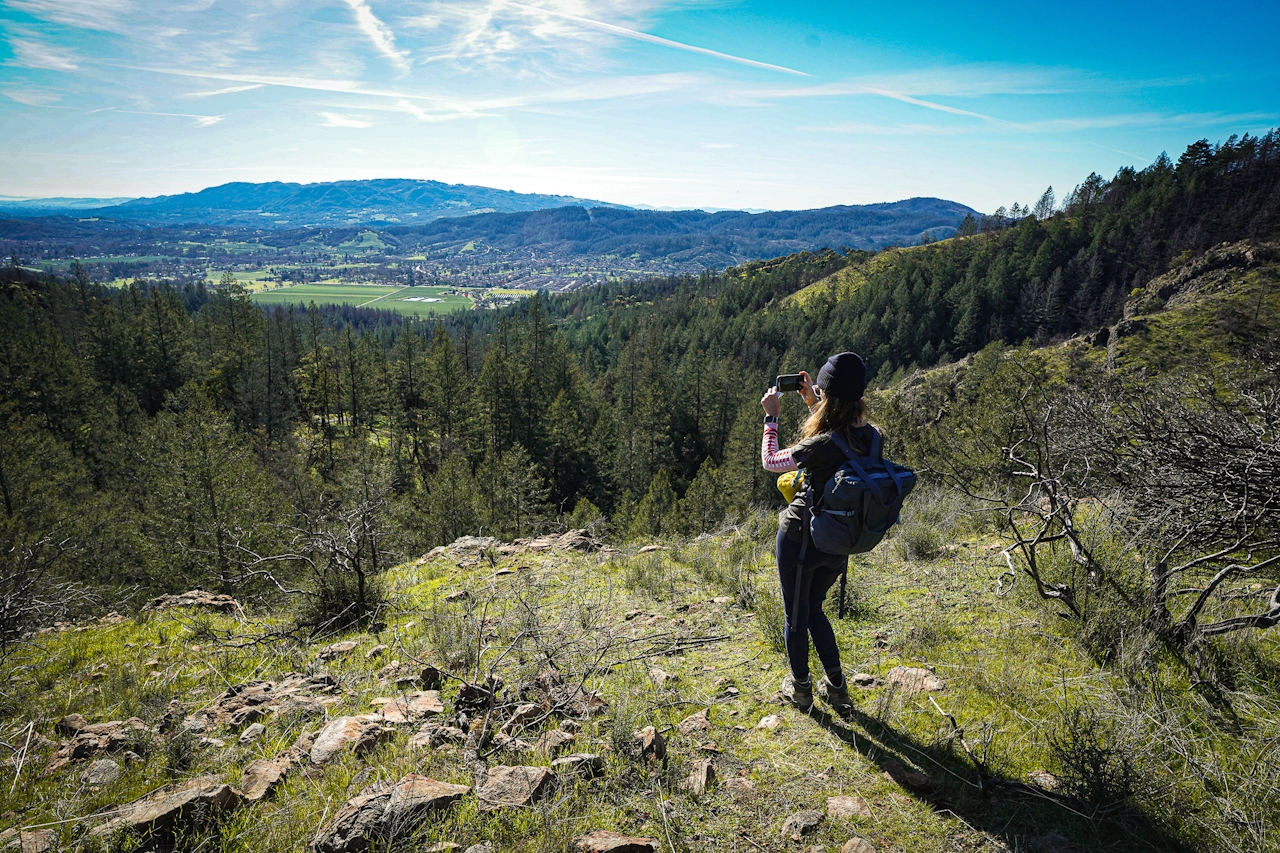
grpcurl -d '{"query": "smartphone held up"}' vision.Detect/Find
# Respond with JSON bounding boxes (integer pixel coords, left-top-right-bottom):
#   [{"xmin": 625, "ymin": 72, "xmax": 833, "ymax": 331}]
[{"xmin": 775, "ymin": 373, "xmax": 803, "ymax": 393}]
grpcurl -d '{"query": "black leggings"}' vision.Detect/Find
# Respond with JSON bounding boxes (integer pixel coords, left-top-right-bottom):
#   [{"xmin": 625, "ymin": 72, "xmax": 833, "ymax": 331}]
[{"xmin": 776, "ymin": 530, "xmax": 847, "ymax": 682}]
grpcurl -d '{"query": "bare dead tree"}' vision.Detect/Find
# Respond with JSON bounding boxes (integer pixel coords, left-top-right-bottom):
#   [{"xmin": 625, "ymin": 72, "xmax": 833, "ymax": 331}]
[{"xmin": 925, "ymin": 345, "xmax": 1280, "ymax": 653}]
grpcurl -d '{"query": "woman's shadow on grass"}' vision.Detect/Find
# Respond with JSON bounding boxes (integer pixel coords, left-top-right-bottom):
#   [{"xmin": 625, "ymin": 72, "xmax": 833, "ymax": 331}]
[{"xmin": 805, "ymin": 701, "xmax": 1187, "ymax": 853}]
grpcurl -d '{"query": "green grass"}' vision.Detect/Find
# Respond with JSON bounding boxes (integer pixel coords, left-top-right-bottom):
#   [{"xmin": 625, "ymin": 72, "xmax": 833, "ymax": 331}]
[
  {"xmin": 250, "ymin": 283, "xmax": 473, "ymax": 315},
  {"xmin": 6, "ymin": 504, "xmax": 1269, "ymax": 852},
  {"xmin": 250, "ymin": 283, "xmax": 403, "ymax": 309}
]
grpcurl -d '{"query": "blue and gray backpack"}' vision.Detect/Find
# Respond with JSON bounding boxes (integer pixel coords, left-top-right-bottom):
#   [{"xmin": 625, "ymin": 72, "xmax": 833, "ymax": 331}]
[
  {"xmin": 807, "ymin": 427, "xmax": 917, "ymax": 555},
  {"xmin": 789, "ymin": 426, "xmax": 917, "ymax": 632}
]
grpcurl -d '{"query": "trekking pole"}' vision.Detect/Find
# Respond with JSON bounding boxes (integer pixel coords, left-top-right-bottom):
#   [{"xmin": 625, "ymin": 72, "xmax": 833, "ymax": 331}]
[{"xmin": 838, "ymin": 570, "xmax": 847, "ymax": 618}]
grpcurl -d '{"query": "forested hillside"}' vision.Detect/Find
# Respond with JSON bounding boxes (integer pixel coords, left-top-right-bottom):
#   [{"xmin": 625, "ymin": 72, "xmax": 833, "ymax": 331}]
[{"xmin": 2, "ymin": 132, "xmax": 1278, "ymax": 631}]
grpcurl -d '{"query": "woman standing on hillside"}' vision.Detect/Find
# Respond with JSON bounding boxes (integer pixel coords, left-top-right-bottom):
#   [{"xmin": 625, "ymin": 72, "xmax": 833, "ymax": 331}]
[{"xmin": 760, "ymin": 352, "xmax": 875, "ymax": 717}]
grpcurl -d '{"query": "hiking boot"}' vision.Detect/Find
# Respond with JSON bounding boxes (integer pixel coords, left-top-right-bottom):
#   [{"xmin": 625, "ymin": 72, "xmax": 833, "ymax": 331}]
[
  {"xmin": 780, "ymin": 674, "xmax": 813, "ymax": 711},
  {"xmin": 817, "ymin": 675, "xmax": 854, "ymax": 718}
]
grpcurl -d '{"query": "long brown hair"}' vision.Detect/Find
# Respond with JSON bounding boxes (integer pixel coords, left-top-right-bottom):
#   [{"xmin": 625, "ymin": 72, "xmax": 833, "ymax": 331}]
[{"xmin": 799, "ymin": 393, "xmax": 868, "ymax": 441}]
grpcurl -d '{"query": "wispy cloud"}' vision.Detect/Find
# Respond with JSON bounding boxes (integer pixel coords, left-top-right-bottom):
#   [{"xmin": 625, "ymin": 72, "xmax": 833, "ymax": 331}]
[
  {"xmin": 182, "ymin": 83, "xmax": 265, "ymax": 99},
  {"xmin": 2, "ymin": 87, "xmax": 64, "ymax": 106},
  {"xmin": 341, "ymin": 0, "xmax": 410, "ymax": 73},
  {"xmin": 8, "ymin": 0, "xmax": 134, "ymax": 32},
  {"xmin": 404, "ymin": 0, "xmax": 672, "ymax": 71},
  {"xmin": 7, "ymin": 35, "xmax": 80, "ymax": 71},
  {"xmin": 126, "ymin": 64, "xmax": 701, "ymax": 119},
  {"xmin": 90, "ymin": 107, "xmax": 223, "ymax": 126},
  {"xmin": 508, "ymin": 2, "xmax": 808, "ymax": 76},
  {"xmin": 321, "ymin": 112, "xmax": 374, "ymax": 128},
  {"xmin": 865, "ymin": 88, "xmax": 1028, "ymax": 129}
]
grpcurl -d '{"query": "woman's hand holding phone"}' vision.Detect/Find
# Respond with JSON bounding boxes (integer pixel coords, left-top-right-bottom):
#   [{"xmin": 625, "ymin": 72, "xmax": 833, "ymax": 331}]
[
  {"xmin": 760, "ymin": 387, "xmax": 782, "ymax": 416},
  {"xmin": 798, "ymin": 370, "xmax": 819, "ymax": 407}
]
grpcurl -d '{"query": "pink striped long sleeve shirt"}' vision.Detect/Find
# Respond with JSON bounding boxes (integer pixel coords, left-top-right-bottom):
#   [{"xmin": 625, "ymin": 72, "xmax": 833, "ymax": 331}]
[{"xmin": 761, "ymin": 423, "xmax": 798, "ymax": 473}]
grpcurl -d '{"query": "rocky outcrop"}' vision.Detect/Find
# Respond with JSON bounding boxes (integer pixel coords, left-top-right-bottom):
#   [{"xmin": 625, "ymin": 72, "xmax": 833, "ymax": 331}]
[
  {"xmin": 475, "ymin": 766, "xmax": 555, "ymax": 811},
  {"xmin": 424, "ymin": 530, "xmax": 602, "ymax": 563},
  {"xmin": 185, "ymin": 674, "xmax": 339, "ymax": 732},
  {"xmin": 843, "ymin": 839, "xmax": 877, "ymax": 853},
  {"xmin": 90, "ymin": 777, "xmax": 242, "ymax": 841},
  {"xmin": 881, "ymin": 758, "xmax": 932, "ymax": 791},
  {"xmin": 142, "ymin": 590, "xmax": 243, "ymax": 614},
  {"xmin": 408, "ymin": 722, "xmax": 466, "ymax": 749},
  {"xmin": 44, "ymin": 718, "xmax": 151, "ymax": 775},
  {"xmin": 311, "ymin": 775, "xmax": 470, "ymax": 853}
]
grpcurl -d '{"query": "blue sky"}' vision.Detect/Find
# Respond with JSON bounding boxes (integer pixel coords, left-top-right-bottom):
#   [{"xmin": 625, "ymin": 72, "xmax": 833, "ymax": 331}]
[{"xmin": 1, "ymin": 0, "xmax": 1277, "ymax": 212}]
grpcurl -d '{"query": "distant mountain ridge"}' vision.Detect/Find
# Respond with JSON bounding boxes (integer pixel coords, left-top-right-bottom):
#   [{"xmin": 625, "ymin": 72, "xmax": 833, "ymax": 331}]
[
  {"xmin": 91, "ymin": 178, "xmax": 628, "ymax": 226},
  {"xmin": 374, "ymin": 198, "xmax": 978, "ymax": 262},
  {"xmin": 0, "ymin": 196, "xmax": 981, "ymax": 265},
  {"xmin": 0, "ymin": 196, "xmax": 132, "ymax": 210}
]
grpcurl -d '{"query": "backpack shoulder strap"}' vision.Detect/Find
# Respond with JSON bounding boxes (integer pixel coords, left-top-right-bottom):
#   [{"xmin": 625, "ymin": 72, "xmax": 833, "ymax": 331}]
[{"xmin": 827, "ymin": 430, "xmax": 886, "ymax": 504}]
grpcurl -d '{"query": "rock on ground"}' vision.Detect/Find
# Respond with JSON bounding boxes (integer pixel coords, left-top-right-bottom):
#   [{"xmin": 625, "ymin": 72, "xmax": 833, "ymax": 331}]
[
  {"xmin": 494, "ymin": 529, "xmax": 603, "ymax": 556},
  {"xmin": 1027, "ymin": 769, "xmax": 1061, "ymax": 791},
  {"xmin": 90, "ymin": 776, "xmax": 242, "ymax": 841},
  {"xmin": 374, "ymin": 691, "xmax": 444, "ymax": 724},
  {"xmin": 883, "ymin": 666, "xmax": 945, "ymax": 694},
  {"xmin": 318, "ymin": 640, "xmax": 359, "ymax": 661},
  {"xmin": 409, "ymin": 722, "xmax": 466, "ymax": 749},
  {"xmin": 756, "ymin": 714, "xmax": 782, "ymax": 731},
  {"xmin": 683, "ymin": 758, "xmax": 715, "ymax": 796},
  {"xmin": 238, "ymin": 722, "xmax": 266, "ymax": 744},
  {"xmin": 499, "ymin": 703, "xmax": 542, "ymax": 735},
  {"xmin": 185, "ymin": 673, "xmax": 339, "ymax": 730},
  {"xmin": 572, "ymin": 830, "xmax": 660, "ymax": 852},
  {"xmin": 842, "ymin": 838, "xmax": 877, "ymax": 853},
  {"xmin": 550, "ymin": 752, "xmax": 603, "ymax": 778},
  {"xmin": 676, "ymin": 709, "xmax": 711, "ymax": 735},
  {"xmin": 0, "ymin": 829, "xmax": 56, "ymax": 852},
  {"xmin": 826, "ymin": 795, "xmax": 872, "ymax": 819},
  {"xmin": 83, "ymin": 758, "xmax": 121, "ymax": 786},
  {"xmin": 312, "ymin": 775, "xmax": 470, "ymax": 853},
  {"xmin": 475, "ymin": 766, "xmax": 556, "ymax": 811},
  {"xmin": 241, "ymin": 756, "xmax": 293, "ymax": 801},
  {"xmin": 310, "ymin": 716, "xmax": 385, "ymax": 764},
  {"xmin": 781, "ymin": 810, "xmax": 824, "ymax": 841},
  {"xmin": 142, "ymin": 590, "xmax": 242, "ymax": 614},
  {"xmin": 56, "ymin": 713, "xmax": 87, "ymax": 735},
  {"xmin": 44, "ymin": 718, "xmax": 151, "ymax": 775},
  {"xmin": 533, "ymin": 729, "xmax": 575, "ymax": 755},
  {"xmin": 633, "ymin": 726, "xmax": 665, "ymax": 761}
]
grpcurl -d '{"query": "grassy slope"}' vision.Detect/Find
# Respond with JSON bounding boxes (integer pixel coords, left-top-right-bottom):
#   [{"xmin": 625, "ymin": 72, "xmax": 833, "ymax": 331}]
[
  {"xmin": 0, "ymin": 522, "xmax": 1189, "ymax": 853},
  {"xmin": 2, "ymin": 243, "xmax": 1278, "ymax": 853}
]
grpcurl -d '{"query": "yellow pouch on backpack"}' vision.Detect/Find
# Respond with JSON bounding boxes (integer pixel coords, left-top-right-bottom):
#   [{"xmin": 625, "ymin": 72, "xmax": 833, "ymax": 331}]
[{"xmin": 776, "ymin": 470, "xmax": 805, "ymax": 503}]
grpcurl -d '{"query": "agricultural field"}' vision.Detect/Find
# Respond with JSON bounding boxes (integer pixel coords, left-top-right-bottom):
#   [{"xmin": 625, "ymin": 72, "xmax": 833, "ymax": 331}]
[{"xmin": 249, "ymin": 283, "xmax": 473, "ymax": 315}]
